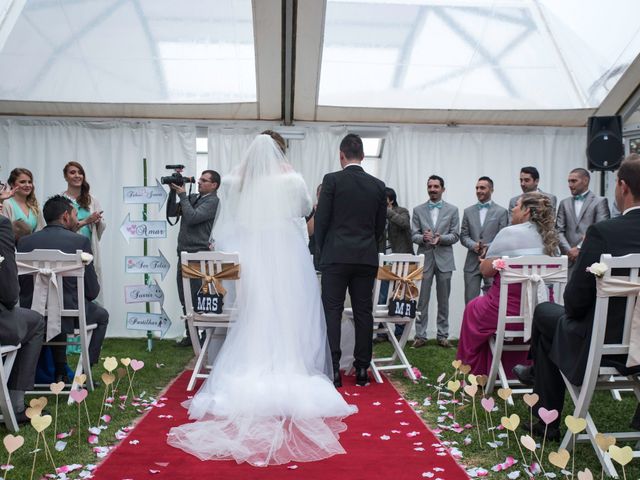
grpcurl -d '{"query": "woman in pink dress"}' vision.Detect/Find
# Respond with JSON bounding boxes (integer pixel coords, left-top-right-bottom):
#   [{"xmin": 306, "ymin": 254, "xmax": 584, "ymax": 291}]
[{"xmin": 456, "ymin": 192, "xmax": 559, "ymax": 375}]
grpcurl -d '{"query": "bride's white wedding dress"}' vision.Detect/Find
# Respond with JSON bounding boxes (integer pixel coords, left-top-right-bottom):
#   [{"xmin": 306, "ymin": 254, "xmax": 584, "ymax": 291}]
[{"xmin": 168, "ymin": 135, "xmax": 357, "ymax": 467}]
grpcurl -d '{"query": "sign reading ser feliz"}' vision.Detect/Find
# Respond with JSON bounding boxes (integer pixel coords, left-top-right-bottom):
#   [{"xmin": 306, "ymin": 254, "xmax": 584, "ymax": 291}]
[{"xmin": 124, "ymin": 250, "xmax": 170, "ymax": 279}]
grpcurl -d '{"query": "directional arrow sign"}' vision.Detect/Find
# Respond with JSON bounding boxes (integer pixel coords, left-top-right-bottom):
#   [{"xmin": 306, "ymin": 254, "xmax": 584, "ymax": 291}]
[
  {"xmin": 124, "ymin": 282, "xmax": 165, "ymax": 306},
  {"xmin": 126, "ymin": 309, "xmax": 171, "ymax": 337},
  {"xmin": 123, "ymin": 179, "xmax": 168, "ymax": 207},
  {"xmin": 125, "ymin": 250, "xmax": 170, "ymax": 280},
  {"xmin": 120, "ymin": 213, "xmax": 167, "ymax": 243}
]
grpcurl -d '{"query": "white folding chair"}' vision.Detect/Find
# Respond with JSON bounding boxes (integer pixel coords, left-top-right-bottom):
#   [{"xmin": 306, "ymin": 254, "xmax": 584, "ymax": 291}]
[
  {"xmin": 485, "ymin": 255, "xmax": 568, "ymax": 399},
  {"xmin": 560, "ymin": 253, "xmax": 640, "ymax": 478},
  {"xmin": 345, "ymin": 253, "xmax": 425, "ymax": 383},
  {"xmin": 0, "ymin": 342, "xmax": 21, "ymax": 432},
  {"xmin": 16, "ymin": 249, "xmax": 96, "ymax": 402},
  {"xmin": 181, "ymin": 251, "xmax": 240, "ymax": 391}
]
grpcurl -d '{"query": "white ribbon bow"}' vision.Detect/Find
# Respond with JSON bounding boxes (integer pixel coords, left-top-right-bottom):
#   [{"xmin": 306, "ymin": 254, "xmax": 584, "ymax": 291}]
[
  {"xmin": 596, "ymin": 276, "xmax": 640, "ymax": 368},
  {"xmin": 16, "ymin": 262, "xmax": 84, "ymax": 341},
  {"xmin": 500, "ymin": 266, "xmax": 568, "ymax": 341}
]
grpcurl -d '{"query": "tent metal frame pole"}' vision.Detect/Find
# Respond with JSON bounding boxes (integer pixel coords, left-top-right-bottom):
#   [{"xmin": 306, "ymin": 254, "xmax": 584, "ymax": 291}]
[{"xmin": 283, "ymin": 0, "xmax": 296, "ymax": 125}]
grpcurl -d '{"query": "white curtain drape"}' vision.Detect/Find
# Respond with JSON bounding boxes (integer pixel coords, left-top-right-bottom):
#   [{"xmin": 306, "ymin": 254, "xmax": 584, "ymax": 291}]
[
  {"xmin": 378, "ymin": 125, "xmax": 587, "ymax": 337},
  {"xmin": 0, "ymin": 119, "xmax": 196, "ymax": 338}
]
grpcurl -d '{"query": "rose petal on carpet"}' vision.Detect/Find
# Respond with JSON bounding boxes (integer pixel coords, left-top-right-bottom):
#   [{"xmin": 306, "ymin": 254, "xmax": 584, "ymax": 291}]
[{"xmin": 91, "ymin": 371, "xmax": 467, "ymax": 479}]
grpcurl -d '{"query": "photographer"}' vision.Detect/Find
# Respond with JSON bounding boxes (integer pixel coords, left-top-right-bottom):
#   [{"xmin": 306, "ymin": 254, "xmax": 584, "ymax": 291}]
[{"xmin": 166, "ymin": 169, "xmax": 221, "ymax": 347}]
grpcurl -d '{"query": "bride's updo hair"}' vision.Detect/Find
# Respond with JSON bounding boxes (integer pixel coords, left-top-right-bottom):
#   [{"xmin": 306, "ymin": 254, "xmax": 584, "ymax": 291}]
[{"xmin": 519, "ymin": 192, "xmax": 559, "ymax": 256}]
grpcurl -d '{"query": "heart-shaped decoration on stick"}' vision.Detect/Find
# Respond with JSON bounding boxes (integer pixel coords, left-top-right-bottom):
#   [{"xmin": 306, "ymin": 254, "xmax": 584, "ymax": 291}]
[
  {"xmin": 29, "ymin": 397, "xmax": 47, "ymax": 410},
  {"xmin": 538, "ymin": 407, "xmax": 559, "ymax": 425},
  {"xmin": 523, "ymin": 393, "xmax": 539, "ymax": 408},
  {"xmin": 520, "ymin": 434, "xmax": 537, "ymax": 452},
  {"xmin": 463, "ymin": 384, "xmax": 478, "ymax": 397},
  {"xmin": 101, "ymin": 373, "xmax": 116, "ymax": 385},
  {"xmin": 117, "ymin": 367, "xmax": 127, "ymax": 379},
  {"xmin": 577, "ymin": 468, "xmax": 594, "ymax": 480},
  {"xmin": 49, "ymin": 381, "xmax": 65, "ymax": 394},
  {"xmin": 74, "ymin": 374, "xmax": 87, "ymax": 386},
  {"xmin": 3, "ymin": 434, "xmax": 24, "ymax": 453},
  {"xmin": 595, "ymin": 433, "xmax": 616, "ymax": 452},
  {"xmin": 481, "ymin": 397, "xmax": 495, "ymax": 412},
  {"xmin": 130, "ymin": 359, "xmax": 145, "ymax": 371},
  {"xmin": 70, "ymin": 389, "xmax": 88, "ymax": 404},
  {"xmin": 25, "ymin": 407, "xmax": 42, "ymax": 419},
  {"xmin": 30, "ymin": 414, "xmax": 52, "ymax": 433},
  {"xmin": 609, "ymin": 445, "xmax": 633, "ymax": 466},
  {"xmin": 103, "ymin": 356, "xmax": 118, "ymax": 372},
  {"xmin": 467, "ymin": 374, "xmax": 478, "ymax": 386},
  {"xmin": 121, "ymin": 357, "xmax": 131, "ymax": 367},
  {"xmin": 501, "ymin": 413, "xmax": 520, "ymax": 431},
  {"xmin": 447, "ymin": 380, "xmax": 460, "ymax": 393},
  {"xmin": 565, "ymin": 415, "xmax": 587, "ymax": 434},
  {"xmin": 548, "ymin": 448, "xmax": 570, "ymax": 469},
  {"xmin": 475, "ymin": 375, "xmax": 487, "ymax": 387},
  {"xmin": 459, "ymin": 364, "xmax": 471, "ymax": 375},
  {"xmin": 497, "ymin": 388, "xmax": 512, "ymax": 401}
]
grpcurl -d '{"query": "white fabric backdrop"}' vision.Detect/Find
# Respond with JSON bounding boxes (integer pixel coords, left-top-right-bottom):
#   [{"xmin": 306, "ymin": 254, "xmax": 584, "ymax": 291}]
[{"xmin": 0, "ymin": 118, "xmax": 196, "ymax": 339}]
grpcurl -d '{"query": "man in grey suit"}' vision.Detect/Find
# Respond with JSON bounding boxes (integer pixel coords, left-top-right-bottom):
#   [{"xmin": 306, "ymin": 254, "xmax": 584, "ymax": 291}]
[
  {"xmin": 460, "ymin": 176, "xmax": 508, "ymax": 304},
  {"xmin": 411, "ymin": 175, "xmax": 459, "ymax": 348},
  {"xmin": 556, "ymin": 168, "xmax": 610, "ymax": 277},
  {"xmin": 0, "ymin": 215, "xmax": 44, "ymax": 423},
  {"xmin": 509, "ymin": 166, "xmax": 557, "ymax": 221}
]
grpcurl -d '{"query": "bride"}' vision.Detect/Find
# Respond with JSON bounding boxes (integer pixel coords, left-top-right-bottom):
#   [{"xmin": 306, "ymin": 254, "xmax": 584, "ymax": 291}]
[{"xmin": 167, "ymin": 134, "xmax": 357, "ymax": 466}]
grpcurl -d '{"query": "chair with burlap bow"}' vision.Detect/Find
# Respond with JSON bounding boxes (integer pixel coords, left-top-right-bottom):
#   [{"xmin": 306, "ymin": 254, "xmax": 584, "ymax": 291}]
[
  {"xmin": 16, "ymin": 249, "xmax": 95, "ymax": 402},
  {"xmin": 486, "ymin": 255, "xmax": 568, "ymax": 399},
  {"xmin": 560, "ymin": 253, "xmax": 640, "ymax": 478},
  {"xmin": 345, "ymin": 253, "xmax": 425, "ymax": 383},
  {"xmin": 180, "ymin": 251, "xmax": 240, "ymax": 391}
]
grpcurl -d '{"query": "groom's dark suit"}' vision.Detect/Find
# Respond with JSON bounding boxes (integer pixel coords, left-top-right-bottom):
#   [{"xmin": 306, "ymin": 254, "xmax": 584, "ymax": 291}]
[{"xmin": 314, "ymin": 164, "xmax": 386, "ymax": 371}]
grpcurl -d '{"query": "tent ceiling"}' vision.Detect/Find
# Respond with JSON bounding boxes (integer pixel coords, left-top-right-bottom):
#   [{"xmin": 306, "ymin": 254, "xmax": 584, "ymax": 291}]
[{"xmin": 0, "ymin": 0, "xmax": 639, "ymax": 126}]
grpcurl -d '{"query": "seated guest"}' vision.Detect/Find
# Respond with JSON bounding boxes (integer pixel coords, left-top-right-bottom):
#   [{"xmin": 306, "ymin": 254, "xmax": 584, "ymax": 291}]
[
  {"xmin": 0, "ymin": 215, "xmax": 45, "ymax": 423},
  {"xmin": 17, "ymin": 195, "xmax": 108, "ymax": 384},
  {"xmin": 11, "ymin": 219, "xmax": 31, "ymax": 245},
  {"xmin": 457, "ymin": 192, "xmax": 558, "ymax": 376},
  {"xmin": 0, "ymin": 168, "xmax": 45, "ymax": 233},
  {"xmin": 513, "ymin": 154, "xmax": 640, "ymax": 440}
]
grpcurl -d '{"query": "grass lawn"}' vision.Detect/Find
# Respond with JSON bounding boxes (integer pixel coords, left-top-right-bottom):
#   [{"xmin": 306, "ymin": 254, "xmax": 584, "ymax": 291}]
[
  {"xmin": 377, "ymin": 339, "xmax": 640, "ymax": 479},
  {"xmin": 0, "ymin": 338, "xmax": 193, "ymax": 479}
]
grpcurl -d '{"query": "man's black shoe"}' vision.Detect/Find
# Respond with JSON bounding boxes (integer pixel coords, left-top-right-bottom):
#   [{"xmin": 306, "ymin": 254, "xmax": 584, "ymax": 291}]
[
  {"xmin": 176, "ymin": 337, "xmax": 192, "ymax": 347},
  {"xmin": 333, "ymin": 371, "xmax": 342, "ymax": 388},
  {"xmin": 521, "ymin": 421, "xmax": 560, "ymax": 442},
  {"xmin": 512, "ymin": 364, "xmax": 535, "ymax": 386},
  {"xmin": 355, "ymin": 367, "xmax": 369, "ymax": 387},
  {"xmin": 14, "ymin": 410, "xmax": 30, "ymax": 425},
  {"xmin": 630, "ymin": 404, "xmax": 640, "ymax": 430},
  {"xmin": 55, "ymin": 373, "xmax": 71, "ymax": 385}
]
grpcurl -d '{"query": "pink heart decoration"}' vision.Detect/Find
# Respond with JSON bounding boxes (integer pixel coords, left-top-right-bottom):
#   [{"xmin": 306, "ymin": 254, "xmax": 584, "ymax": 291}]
[
  {"xmin": 130, "ymin": 359, "xmax": 145, "ymax": 371},
  {"xmin": 69, "ymin": 389, "xmax": 88, "ymax": 404},
  {"xmin": 480, "ymin": 397, "xmax": 495, "ymax": 412},
  {"xmin": 538, "ymin": 407, "xmax": 559, "ymax": 425}
]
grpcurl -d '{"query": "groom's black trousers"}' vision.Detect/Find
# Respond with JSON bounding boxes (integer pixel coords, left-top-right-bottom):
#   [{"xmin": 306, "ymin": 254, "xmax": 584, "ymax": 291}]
[{"xmin": 321, "ymin": 263, "xmax": 377, "ymax": 371}]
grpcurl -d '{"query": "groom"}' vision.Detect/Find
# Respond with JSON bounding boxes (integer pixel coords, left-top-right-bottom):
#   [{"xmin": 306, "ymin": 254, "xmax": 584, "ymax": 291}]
[{"xmin": 314, "ymin": 134, "xmax": 386, "ymax": 387}]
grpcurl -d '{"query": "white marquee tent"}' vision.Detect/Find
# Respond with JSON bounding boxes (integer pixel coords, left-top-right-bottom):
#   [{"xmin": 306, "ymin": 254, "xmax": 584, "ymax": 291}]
[{"xmin": 1, "ymin": 0, "xmax": 640, "ymax": 339}]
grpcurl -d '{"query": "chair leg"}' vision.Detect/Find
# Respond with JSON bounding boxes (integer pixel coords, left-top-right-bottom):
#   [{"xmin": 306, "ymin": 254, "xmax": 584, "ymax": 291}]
[
  {"xmin": 187, "ymin": 316, "xmax": 201, "ymax": 358},
  {"xmin": 387, "ymin": 322, "xmax": 416, "ymax": 381},
  {"xmin": 0, "ymin": 353, "xmax": 19, "ymax": 432},
  {"xmin": 486, "ymin": 337, "xmax": 501, "ymax": 396},
  {"xmin": 188, "ymin": 328, "xmax": 212, "ymax": 391}
]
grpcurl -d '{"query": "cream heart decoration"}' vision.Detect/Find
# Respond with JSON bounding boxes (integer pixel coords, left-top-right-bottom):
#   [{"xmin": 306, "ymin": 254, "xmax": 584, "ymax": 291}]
[
  {"xmin": 447, "ymin": 380, "xmax": 461, "ymax": 393},
  {"xmin": 459, "ymin": 364, "xmax": 471, "ymax": 375},
  {"xmin": 501, "ymin": 413, "xmax": 520, "ymax": 431},
  {"xmin": 25, "ymin": 407, "xmax": 42, "ymax": 419},
  {"xmin": 548, "ymin": 448, "xmax": 570, "ymax": 469},
  {"xmin": 520, "ymin": 434, "xmax": 537, "ymax": 452},
  {"xmin": 595, "ymin": 433, "xmax": 615, "ymax": 452},
  {"xmin": 497, "ymin": 388, "xmax": 513, "ymax": 401},
  {"xmin": 29, "ymin": 396, "xmax": 48, "ymax": 410},
  {"xmin": 121, "ymin": 357, "xmax": 131, "ymax": 367},
  {"xmin": 30, "ymin": 414, "xmax": 52, "ymax": 433},
  {"xmin": 475, "ymin": 375, "xmax": 487, "ymax": 387},
  {"xmin": 74, "ymin": 374, "xmax": 87, "ymax": 386},
  {"xmin": 577, "ymin": 468, "xmax": 594, "ymax": 480},
  {"xmin": 467, "ymin": 374, "xmax": 478, "ymax": 386},
  {"xmin": 3, "ymin": 434, "xmax": 24, "ymax": 453},
  {"xmin": 49, "ymin": 381, "xmax": 65, "ymax": 394},
  {"xmin": 451, "ymin": 360, "xmax": 462, "ymax": 370},
  {"xmin": 522, "ymin": 393, "xmax": 539, "ymax": 408},
  {"xmin": 609, "ymin": 445, "xmax": 633, "ymax": 466},
  {"xmin": 101, "ymin": 373, "xmax": 116, "ymax": 385},
  {"xmin": 463, "ymin": 384, "xmax": 478, "ymax": 397},
  {"xmin": 103, "ymin": 356, "xmax": 118, "ymax": 372},
  {"xmin": 565, "ymin": 415, "xmax": 587, "ymax": 434}
]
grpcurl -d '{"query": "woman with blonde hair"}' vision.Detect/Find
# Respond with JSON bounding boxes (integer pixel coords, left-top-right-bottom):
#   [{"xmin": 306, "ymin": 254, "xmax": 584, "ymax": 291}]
[
  {"xmin": 456, "ymin": 191, "xmax": 559, "ymax": 375},
  {"xmin": 62, "ymin": 161, "xmax": 106, "ymax": 278},
  {"xmin": 0, "ymin": 168, "xmax": 45, "ymax": 233}
]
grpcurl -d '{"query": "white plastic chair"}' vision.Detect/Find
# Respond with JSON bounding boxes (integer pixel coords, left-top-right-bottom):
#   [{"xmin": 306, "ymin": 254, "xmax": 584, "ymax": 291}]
[
  {"xmin": 0, "ymin": 343, "xmax": 21, "ymax": 431},
  {"xmin": 560, "ymin": 253, "xmax": 640, "ymax": 478},
  {"xmin": 180, "ymin": 251, "xmax": 240, "ymax": 391},
  {"xmin": 16, "ymin": 249, "xmax": 95, "ymax": 402},
  {"xmin": 485, "ymin": 255, "xmax": 568, "ymax": 398},
  {"xmin": 345, "ymin": 253, "xmax": 425, "ymax": 383}
]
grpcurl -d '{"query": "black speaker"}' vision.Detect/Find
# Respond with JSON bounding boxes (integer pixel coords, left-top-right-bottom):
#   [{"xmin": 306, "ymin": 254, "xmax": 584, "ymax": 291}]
[{"xmin": 587, "ymin": 115, "xmax": 624, "ymax": 171}]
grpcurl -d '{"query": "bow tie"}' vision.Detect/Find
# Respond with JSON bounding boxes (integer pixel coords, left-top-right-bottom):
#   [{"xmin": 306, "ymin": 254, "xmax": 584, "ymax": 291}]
[
  {"xmin": 428, "ymin": 201, "xmax": 443, "ymax": 210},
  {"xmin": 574, "ymin": 193, "xmax": 587, "ymax": 201},
  {"xmin": 477, "ymin": 202, "xmax": 491, "ymax": 209}
]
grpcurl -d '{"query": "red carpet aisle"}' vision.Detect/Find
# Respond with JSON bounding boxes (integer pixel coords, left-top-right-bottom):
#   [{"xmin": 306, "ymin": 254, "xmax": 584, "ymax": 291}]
[{"xmin": 92, "ymin": 371, "xmax": 467, "ymax": 479}]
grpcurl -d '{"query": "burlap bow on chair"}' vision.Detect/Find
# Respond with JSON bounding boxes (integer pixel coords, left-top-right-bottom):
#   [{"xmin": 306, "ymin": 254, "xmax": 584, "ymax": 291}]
[
  {"xmin": 181, "ymin": 263, "xmax": 240, "ymax": 296},
  {"xmin": 16, "ymin": 262, "xmax": 85, "ymax": 341},
  {"xmin": 376, "ymin": 265, "xmax": 424, "ymax": 301},
  {"xmin": 500, "ymin": 266, "xmax": 567, "ymax": 341},
  {"xmin": 596, "ymin": 276, "xmax": 640, "ymax": 368}
]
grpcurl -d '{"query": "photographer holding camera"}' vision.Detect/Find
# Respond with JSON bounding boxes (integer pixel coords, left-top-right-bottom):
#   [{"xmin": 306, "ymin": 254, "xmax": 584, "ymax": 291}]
[{"xmin": 165, "ymin": 166, "xmax": 221, "ymax": 347}]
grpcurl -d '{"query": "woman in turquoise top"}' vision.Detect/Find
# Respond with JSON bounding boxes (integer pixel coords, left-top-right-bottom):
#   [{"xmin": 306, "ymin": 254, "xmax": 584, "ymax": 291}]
[{"xmin": 0, "ymin": 168, "xmax": 45, "ymax": 232}]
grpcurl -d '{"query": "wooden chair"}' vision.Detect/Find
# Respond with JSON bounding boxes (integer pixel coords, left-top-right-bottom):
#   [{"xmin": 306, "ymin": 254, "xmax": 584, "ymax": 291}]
[
  {"xmin": 345, "ymin": 253, "xmax": 425, "ymax": 383},
  {"xmin": 0, "ymin": 343, "xmax": 21, "ymax": 432},
  {"xmin": 16, "ymin": 249, "xmax": 95, "ymax": 401},
  {"xmin": 560, "ymin": 253, "xmax": 640, "ymax": 478},
  {"xmin": 180, "ymin": 251, "xmax": 240, "ymax": 391},
  {"xmin": 485, "ymin": 255, "xmax": 568, "ymax": 398}
]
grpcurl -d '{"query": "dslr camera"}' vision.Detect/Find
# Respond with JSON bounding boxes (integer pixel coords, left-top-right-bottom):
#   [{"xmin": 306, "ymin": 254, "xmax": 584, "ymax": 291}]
[{"xmin": 160, "ymin": 165, "xmax": 195, "ymax": 186}]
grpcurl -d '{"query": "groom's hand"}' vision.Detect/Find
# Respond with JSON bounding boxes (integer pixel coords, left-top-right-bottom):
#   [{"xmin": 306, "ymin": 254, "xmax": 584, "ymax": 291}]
[{"xmin": 422, "ymin": 229, "xmax": 433, "ymax": 243}]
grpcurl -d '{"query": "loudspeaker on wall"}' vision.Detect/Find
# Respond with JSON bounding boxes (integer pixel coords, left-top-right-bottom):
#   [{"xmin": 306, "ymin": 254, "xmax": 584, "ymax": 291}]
[{"xmin": 587, "ymin": 115, "xmax": 624, "ymax": 171}]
